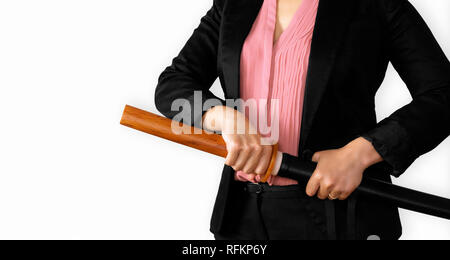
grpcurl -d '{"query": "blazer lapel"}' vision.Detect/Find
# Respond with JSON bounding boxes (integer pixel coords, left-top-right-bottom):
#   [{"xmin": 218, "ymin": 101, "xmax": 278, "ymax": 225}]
[
  {"xmin": 299, "ymin": 0, "xmax": 354, "ymax": 151},
  {"xmin": 221, "ymin": 0, "xmax": 263, "ymax": 99}
]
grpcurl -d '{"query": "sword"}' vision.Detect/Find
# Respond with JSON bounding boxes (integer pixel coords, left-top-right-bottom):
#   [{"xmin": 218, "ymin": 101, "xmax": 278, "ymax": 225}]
[{"xmin": 120, "ymin": 105, "xmax": 450, "ymax": 220}]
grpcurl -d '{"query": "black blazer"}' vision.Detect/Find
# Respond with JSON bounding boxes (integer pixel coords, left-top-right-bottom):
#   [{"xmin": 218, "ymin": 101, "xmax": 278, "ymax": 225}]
[{"xmin": 155, "ymin": 0, "xmax": 450, "ymax": 239}]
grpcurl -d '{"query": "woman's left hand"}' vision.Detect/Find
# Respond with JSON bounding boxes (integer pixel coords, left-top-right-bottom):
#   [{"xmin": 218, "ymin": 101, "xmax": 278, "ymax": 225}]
[{"xmin": 306, "ymin": 137, "xmax": 383, "ymax": 200}]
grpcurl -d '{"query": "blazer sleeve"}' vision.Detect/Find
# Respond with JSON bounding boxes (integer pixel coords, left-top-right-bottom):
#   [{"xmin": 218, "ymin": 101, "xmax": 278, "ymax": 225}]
[
  {"xmin": 155, "ymin": 0, "xmax": 225, "ymax": 128},
  {"xmin": 361, "ymin": 0, "xmax": 450, "ymax": 177}
]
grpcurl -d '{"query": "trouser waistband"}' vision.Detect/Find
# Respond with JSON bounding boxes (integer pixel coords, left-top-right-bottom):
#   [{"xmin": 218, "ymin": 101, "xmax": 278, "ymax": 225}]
[{"xmin": 244, "ymin": 182, "xmax": 303, "ymax": 194}]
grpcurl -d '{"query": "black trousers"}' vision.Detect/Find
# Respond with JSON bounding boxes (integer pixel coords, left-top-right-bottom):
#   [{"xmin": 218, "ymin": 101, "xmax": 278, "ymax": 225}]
[{"xmin": 213, "ymin": 182, "xmax": 359, "ymax": 240}]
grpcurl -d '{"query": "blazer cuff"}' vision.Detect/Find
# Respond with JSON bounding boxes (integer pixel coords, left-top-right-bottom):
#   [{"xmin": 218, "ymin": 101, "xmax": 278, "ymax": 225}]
[{"xmin": 360, "ymin": 119, "xmax": 417, "ymax": 177}]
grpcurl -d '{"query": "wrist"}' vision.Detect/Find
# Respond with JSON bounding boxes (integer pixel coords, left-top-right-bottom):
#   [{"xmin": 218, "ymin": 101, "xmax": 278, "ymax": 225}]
[
  {"xmin": 202, "ymin": 106, "xmax": 249, "ymax": 133},
  {"xmin": 344, "ymin": 137, "xmax": 383, "ymax": 169}
]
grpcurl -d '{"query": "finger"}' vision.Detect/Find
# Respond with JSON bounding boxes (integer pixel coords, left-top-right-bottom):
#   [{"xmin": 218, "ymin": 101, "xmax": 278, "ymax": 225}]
[
  {"xmin": 254, "ymin": 145, "xmax": 272, "ymax": 175},
  {"xmin": 338, "ymin": 192, "xmax": 351, "ymax": 201},
  {"xmin": 236, "ymin": 171, "xmax": 257, "ymax": 183},
  {"xmin": 312, "ymin": 152, "xmax": 321, "ymax": 163},
  {"xmin": 247, "ymin": 173, "xmax": 257, "ymax": 183},
  {"xmin": 225, "ymin": 151, "xmax": 240, "ymax": 166},
  {"xmin": 225, "ymin": 143, "xmax": 241, "ymax": 166},
  {"xmin": 317, "ymin": 183, "xmax": 332, "ymax": 200},
  {"xmin": 338, "ymin": 186, "xmax": 354, "ymax": 200},
  {"xmin": 329, "ymin": 191, "xmax": 342, "ymax": 200},
  {"xmin": 234, "ymin": 171, "xmax": 248, "ymax": 182},
  {"xmin": 306, "ymin": 172, "xmax": 321, "ymax": 197},
  {"xmin": 242, "ymin": 144, "xmax": 263, "ymax": 174},
  {"xmin": 233, "ymin": 143, "xmax": 252, "ymax": 171}
]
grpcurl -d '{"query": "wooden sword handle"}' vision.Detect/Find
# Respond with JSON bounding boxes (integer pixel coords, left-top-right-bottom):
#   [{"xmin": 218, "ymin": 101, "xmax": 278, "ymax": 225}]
[
  {"xmin": 261, "ymin": 143, "xmax": 278, "ymax": 183},
  {"xmin": 120, "ymin": 105, "xmax": 277, "ymax": 182}
]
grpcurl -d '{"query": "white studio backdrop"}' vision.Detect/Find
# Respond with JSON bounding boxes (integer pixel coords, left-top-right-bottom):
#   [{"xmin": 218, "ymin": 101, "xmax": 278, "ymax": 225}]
[{"xmin": 0, "ymin": 0, "xmax": 448, "ymax": 240}]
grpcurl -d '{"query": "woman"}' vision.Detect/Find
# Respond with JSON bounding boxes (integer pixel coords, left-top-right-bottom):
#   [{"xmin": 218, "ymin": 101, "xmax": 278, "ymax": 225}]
[{"xmin": 155, "ymin": 0, "xmax": 450, "ymax": 240}]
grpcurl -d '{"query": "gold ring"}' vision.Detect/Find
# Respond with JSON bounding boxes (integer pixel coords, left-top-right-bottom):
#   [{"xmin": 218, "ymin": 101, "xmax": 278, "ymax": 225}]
[{"xmin": 328, "ymin": 193, "xmax": 339, "ymax": 200}]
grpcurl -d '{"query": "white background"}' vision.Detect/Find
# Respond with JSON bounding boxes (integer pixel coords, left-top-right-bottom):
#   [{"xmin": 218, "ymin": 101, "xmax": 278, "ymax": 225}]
[{"xmin": 0, "ymin": 0, "xmax": 448, "ymax": 240}]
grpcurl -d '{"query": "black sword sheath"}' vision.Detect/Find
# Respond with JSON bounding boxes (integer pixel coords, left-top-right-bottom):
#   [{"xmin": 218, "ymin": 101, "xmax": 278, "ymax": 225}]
[{"xmin": 278, "ymin": 155, "xmax": 450, "ymax": 220}]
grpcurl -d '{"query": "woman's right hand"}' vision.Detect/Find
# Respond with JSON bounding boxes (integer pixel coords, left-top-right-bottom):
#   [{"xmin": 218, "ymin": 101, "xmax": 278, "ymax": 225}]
[{"xmin": 202, "ymin": 106, "xmax": 273, "ymax": 182}]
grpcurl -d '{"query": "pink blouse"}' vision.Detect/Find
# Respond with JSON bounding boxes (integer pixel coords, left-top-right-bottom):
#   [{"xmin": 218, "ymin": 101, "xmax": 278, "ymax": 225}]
[{"xmin": 235, "ymin": 0, "xmax": 319, "ymax": 186}]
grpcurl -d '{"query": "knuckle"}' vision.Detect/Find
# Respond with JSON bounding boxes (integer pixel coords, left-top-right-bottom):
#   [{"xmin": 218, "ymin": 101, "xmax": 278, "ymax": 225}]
[
  {"xmin": 227, "ymin": 151, "xmax": 236, "ymax": 159},
  {"xmin": 333, "ymin": 186, "xmax": 344, "ymax": 193},
  {"xmin": 255, "ymin": 169, "xmax": 264, "ymax": 175},
  {"xmin": 228, "ymin": 143, "xmax": 240, "ymax": 153},
  {"xmin": 252, "ymin": 144, "xmax": 263, "ymax": 153},
  {"xmin": 323, "ymin": 179, "xmax": 334, "ymax": 189},
  {"xmin": 313, "ymin": 171, "xmax": 322, "ymax": 180}
]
